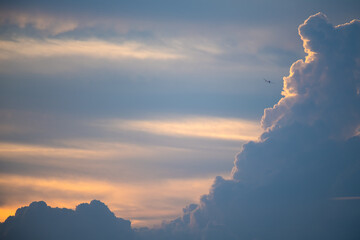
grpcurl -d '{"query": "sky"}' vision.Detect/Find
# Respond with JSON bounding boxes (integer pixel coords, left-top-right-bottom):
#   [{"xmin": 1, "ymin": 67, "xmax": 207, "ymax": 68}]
[{"xmin": 0, "ymin": 0, "xmax": 359, "ymax": 230}]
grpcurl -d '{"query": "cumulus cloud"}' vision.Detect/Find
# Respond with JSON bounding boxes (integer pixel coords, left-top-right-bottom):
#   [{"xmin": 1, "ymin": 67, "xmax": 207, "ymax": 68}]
[
  {"xmin": 146, "ymin": 13, "xmax": 360, "ymax": 240},
  {"xmin": 261, "ymin": 13, "xmax": 360, "ymax": 139},
  {"xmin": 0, "ymin": 200, "xmax": 133, "ymax": 240}
]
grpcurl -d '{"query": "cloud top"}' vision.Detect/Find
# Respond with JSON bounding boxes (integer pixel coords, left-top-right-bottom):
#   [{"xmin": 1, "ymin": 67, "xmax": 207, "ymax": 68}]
[{"xmin": 262, "ymin": 13, "xmax": 360, "ymax": 139}]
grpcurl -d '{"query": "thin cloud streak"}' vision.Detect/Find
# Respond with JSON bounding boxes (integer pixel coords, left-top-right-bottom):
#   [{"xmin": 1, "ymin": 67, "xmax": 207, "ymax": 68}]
[
  {"xmin": 100, "ymin": 117, "xmax": 262, "ymax": 141},
  {"xmin": 0, "ymin": 141, "xmax": 162, "ymax": 161},
  {"xmin": 0, "ymin": 38, "xmax": 183, "ymax": 60}
]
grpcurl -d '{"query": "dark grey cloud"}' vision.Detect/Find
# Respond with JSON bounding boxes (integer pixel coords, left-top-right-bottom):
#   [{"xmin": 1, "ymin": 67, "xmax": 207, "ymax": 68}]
[
  {"xmin": 0, "ymin": 200, "xmax": 133, "ymax": 240},
  {"xmin": 138, "ymin": 13, "xmax": 360, "ymax": 240}
]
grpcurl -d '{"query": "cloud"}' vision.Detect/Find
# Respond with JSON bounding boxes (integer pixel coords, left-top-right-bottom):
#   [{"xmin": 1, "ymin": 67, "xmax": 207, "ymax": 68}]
[
  {"xmin": 0, "ymin": 141, "xmax": 165, "ymax": 162},
  {"xmin": 144, "ymin": 13, "xmax": 360, "ymax": 239},
  {"xmin": 261, "ymin": 13, "xmax": 360, "ymax": 140},
  {"xmin": 0, "ymin": 200, "xmax": 133, "ymax": 240},
  {"xmin": 0, "ymin": 38, "xmax": 183, "ymax": 61},
  {"xmin": 98, "ymin": 117, "xmax": 262, "ymax": 142}
]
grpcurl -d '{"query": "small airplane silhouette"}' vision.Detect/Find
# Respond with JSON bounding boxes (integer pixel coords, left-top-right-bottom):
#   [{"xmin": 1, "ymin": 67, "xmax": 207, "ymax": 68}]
[{"xmin": 263, "ymin": 78, "xmax": 274, "ymax": 84}]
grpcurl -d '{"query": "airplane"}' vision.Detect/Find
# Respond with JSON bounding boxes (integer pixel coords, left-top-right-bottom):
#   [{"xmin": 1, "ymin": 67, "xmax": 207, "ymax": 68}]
[{"xmin": 263, "ymin": 78, "xmax": 274, "ymax": 84}]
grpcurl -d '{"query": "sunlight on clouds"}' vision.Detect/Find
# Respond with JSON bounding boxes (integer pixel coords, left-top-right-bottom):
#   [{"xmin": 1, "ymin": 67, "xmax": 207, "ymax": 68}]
[
  {"xmin": 0, "ymin": 175, "xmax": 115, "ymax": 195},
  {"xmin": 0, "ymin": 142, "xmax": 114, "ymax": 160},
  {"xmin": 0, "ymin": 174, "xmax": 213, "ymax": 227},
  {"xmin": 0, "ymin": 208, "xmax": 15, "ymax": 223},
  {"xmin": 0, "ymin": 137, "xmax": 235, "ymax": 183},
  {"xmin": 113, "ymin": 177, "xmax": 216, "ymax": 227},
  {"xmin": 100, "ymin": 117, "xmax": 262, "ymax": 141},
  {"xmin": 0, "ymin": 38, "xmax": 183, "ymax": 60}
]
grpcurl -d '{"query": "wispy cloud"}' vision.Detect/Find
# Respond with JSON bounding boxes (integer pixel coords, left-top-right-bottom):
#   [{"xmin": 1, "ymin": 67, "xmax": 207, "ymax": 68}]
[
  {"xmin": 0, "ymin": 38, "xmax": 183, "ymax": 60},
  {"xmin": 0, "ymin": 140, "xmax": 194, "ymax": 171},
  {"xmin": 0, "ymin": 142, "xmax": 158, "ymax": 161},
  {"xmin": 98, "ymin": 117, "xmax": 262, "ymax": 141}
]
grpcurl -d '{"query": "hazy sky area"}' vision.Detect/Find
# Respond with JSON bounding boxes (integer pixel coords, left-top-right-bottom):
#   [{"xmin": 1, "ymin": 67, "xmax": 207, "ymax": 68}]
[{"xmin": 0, "ymin": 0, "xmax": 359, "ymax": 230}]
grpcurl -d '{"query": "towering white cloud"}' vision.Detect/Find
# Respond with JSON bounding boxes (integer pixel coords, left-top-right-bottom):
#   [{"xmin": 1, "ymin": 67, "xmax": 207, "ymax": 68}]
[
  {"xmin": 231, "ymin": 13, "xmax": 360, "ymax": 185},
  {"xmin": 261, "ymin": 13, "xmax": 360, "ymax": 139}
]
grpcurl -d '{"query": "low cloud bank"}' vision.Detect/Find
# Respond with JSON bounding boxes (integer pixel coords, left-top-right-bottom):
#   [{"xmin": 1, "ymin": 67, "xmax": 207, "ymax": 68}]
[
  {"xmin": 1, "ymin": 13, "xmax": 360, "ymax": 240},
  {"xmin": 0, "ymin": 200, "xmax": 133, "ymax": 240}
]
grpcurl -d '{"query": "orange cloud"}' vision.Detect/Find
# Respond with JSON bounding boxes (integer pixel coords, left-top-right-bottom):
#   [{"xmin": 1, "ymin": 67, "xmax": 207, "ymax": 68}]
[
  {"xmin": 100, "ymin": 117, "xmax": 262, "ymax": 141},
  {"xmin": 0, "ymin": 38, "xmax": 183, "ymax": 61},
  {"xmin": 0, "ymin": 141, "xmax": 170, "ymax": 162}
]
